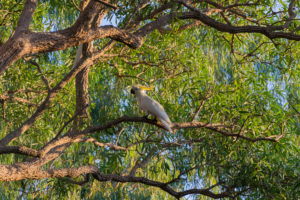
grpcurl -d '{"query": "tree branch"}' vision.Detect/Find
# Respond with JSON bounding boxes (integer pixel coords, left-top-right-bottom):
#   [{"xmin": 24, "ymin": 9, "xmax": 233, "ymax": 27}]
[
  {"xmin": 15, "ymin": 0, "xmax": 38, "ymax": 34},
  {"xmin": 75, "ymin": 116, "xmax": 279, "ymax": 143},
  {"xmin": 0, "ymin": 39, "xmax": 115, "ymax": 146},
  {"xmin": 77, "ymin": 137, "xmax": 127, "ymax": 151},
  {"xmin": 92, "ymin": 172, "xmax": 233, "ymax": 199},
  {"xmin": 94, "ymin": 0, "xmax": 118, "ymax": 10},
  {"xmin": 0, "ymin": 0, "xmax": 141, "ymax": 75},
  {"xmin": 0, "ymin": 164, "xmax": 241, "ymax": 199},
  {"xmin": 0, "ymin": 165, "xmax": 98, "ymax": 181},
  {"xmin": 29, "ymin": 60, "xmax": 51, "ymax": 90},
  {"xmin": 71, "ymin": 0, "xmax": 81, "ymax": 11},
  {"xmin": 0, "ymin": 145, "xmax": 39, "ymax": 157},
  {"xmin": 129, "ymin": 149, "xmax": 156, "ymax": 176},
  {"xmin": 0, "ymin": 94, "xmax": 36, "ymax": 106},
  {"xmin": 176, "ymin": 1, "xmax": 300, "ymax": 41}
]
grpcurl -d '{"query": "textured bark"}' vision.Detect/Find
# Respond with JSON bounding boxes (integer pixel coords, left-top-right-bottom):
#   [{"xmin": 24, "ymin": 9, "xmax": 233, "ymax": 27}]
[
  {"xmin": 75, "ymin": 68, "xmax": 90, "ymax": 119},
  {"xmin": 14, "ymin": 0, "xmax": 38, "ymax": 34},
  {"xmin": 1, "ymin": 0, "xmax": 298, "ymax": 75},
  {"xmin": 0, "ymin": 114, "xmax": 278, "ymax": 198},
  {"xmin": 74, "ymin": 45, "xmax": 90, "ymax": 128},
  {"xmin": 0, "ymin": 163, "xmax": 232, "ymax": 199},
  {"xmin": 179, "ymin": 12, "xmax": 300, "ymax": 40},
  {"xmin": 0, "ymin": 146, "xmax": 39, "ymax": 157},
  {"xmin": 0, "ymin": 164, "xmax": 98, "ymax": 181},
  {"xmin": 73, "ymin": 5, "xmax": 104, "ymax": 129},
  {"xmin": 0, "ymin": 1, "xmax": 295, "ymax": 198},
  {"xmin": 0, "ymin": 0, "xmax": 142, "ymax": 75}
]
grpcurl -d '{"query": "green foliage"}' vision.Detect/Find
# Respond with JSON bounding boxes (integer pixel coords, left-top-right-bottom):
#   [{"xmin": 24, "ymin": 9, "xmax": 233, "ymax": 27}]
[{"xmin": 0, "ymin": 0, "xmax": 299, "ymax": 199}]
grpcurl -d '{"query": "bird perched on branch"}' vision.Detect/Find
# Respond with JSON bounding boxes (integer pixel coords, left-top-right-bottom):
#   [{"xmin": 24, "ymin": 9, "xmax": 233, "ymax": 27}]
[{"xmin": 130, "ymin": 85, "xmax": 173, "ymax": 133}]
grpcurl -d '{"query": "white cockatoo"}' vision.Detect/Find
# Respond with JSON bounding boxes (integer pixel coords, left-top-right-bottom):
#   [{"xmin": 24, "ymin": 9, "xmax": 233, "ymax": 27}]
[{"xmin": 130, "ymin": 85, "xmax": 173, "ymax": 133}]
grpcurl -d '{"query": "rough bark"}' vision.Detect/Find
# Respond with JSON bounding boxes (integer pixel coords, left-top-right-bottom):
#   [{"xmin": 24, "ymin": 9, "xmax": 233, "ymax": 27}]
[
  {"xmin": 0, "ymin": 0, "xmax": 296, "ymax": 198},
  {"xmin": 0, "ymin": 0, "xmax": 142, "ymax": 75},
  {"xmin": 74, "ymin": 45, "xmax": 90, "ymax": 128}
]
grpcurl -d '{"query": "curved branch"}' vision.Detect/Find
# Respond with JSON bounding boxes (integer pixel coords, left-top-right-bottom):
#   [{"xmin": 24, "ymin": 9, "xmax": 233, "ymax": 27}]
[
  {"xmin": 27, "ymin": 25, "xmax": 141, "ymax": 53},
  {"xmin": 172, "ymin": 121, "xmax": 279, "ymax": 142},
  {"xmin": 175, "ymin": 1, "xmax": 300, "ymax": 41},
  {"xmin": 180, "ymin": 11, "xmax": 300, "ymax": 40},
  {"xmin": 71, "ymin": 0, "xmax": 81, "ymax": 11},
  {"xmin": 0, "ymin": 164, "xmax": 237, "ymax": 199},
  {"xmin": 7, "ymin": 113, "xmax": 277, "ymax": 161},
  {"xmin": 92, "ymin": 172, "xmax": 232, "ymax": 199},
  {"xmin": 0, "ymin": 0, "xmax": 141, "ymax": 75},
  {"xmin": 78, "ymin": 116, "xmax": 278, "ymax": 142}
]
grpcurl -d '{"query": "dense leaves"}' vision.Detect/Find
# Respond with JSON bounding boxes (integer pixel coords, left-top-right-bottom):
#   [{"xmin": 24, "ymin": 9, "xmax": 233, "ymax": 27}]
[{"xmin": 0, "ymin": 0, "xmax": 299, "ymax": 199}]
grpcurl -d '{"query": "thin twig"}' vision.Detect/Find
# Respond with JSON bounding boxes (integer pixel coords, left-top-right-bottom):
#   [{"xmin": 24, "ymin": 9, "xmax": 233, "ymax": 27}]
[
  {"xmin": 192, "ymin": 101, "xmax": 205, "ymax": 122},
  {"xmin": 71, "ymin": 0, "xmax": 81, "ymax": 11},
  {"xmin": 75, "ymin": 137, "xmax": 127, "ymax": 150},
  {"xmin": 29, "ymin": 60, "xmax": 51, "ymax": 90},
  {"xmin": 129, "ymin": 148, "xmax": 156, "ymax": 176},
  {"xmin": 115, "ymin": 128, "xmax": 125, "ymax": 145},
  {"xmin": 54, "ymin": 104, "xmax": 89, "ymax": 139}
]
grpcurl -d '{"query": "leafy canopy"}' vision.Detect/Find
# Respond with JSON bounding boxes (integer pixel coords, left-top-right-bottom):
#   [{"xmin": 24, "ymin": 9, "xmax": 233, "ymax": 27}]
[{"xmin": 0, "ymin": 0, "xmax": 299, "ymax": 199}]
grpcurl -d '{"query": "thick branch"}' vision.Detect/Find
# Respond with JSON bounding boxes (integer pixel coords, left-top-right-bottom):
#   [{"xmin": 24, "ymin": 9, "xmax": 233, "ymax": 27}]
[
  {"xmin": 15, "ymin": 0, "xmax": 38, "ymax": 34},
  {"xmin": 0, "ymin": 165, "xmax": 98, "ymax": 181},
  {"xmin": 0, "ymin": 146, "xmax": 39, "ymax": 157},
  {"xmin": 0, "ymin": 164, "xmax": 235, "ymax": 199},
  {"xmin": 26, "ymin": 26, "xmax": 141, "ymax": 54},
  {"xmin": 74, "ymin": 45, "xmax": 90, "ymax": 128},
  {"xmin": 0, "ymin": 0, "xmax": 141, "ymax": 75}
]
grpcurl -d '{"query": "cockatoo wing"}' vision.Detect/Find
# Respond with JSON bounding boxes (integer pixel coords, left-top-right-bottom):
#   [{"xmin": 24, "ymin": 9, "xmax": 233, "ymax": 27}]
[{"xmin": 139, "ymin": 95, "xmax": 171, "ymax": 124}]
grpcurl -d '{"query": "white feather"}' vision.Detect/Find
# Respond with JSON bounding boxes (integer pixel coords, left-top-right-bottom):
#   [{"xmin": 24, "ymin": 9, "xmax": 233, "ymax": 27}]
[
  {"xmin": 132, "ymin": 86, "xmax": 173, "ymax": 133},
  {"xmin": 159, "ymin": 118, "xmax": 173, "ymax": 133}
]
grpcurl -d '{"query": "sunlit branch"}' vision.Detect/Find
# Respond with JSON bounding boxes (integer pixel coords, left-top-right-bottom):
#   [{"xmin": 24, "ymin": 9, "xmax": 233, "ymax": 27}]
[
  {"xmin": 15, "ymin": 0, "xmax": 38, "ymax": 34},
  {"xmin": 0, "ymin": 145, "xmax": 40, "ymax": 157}
]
